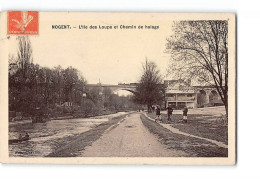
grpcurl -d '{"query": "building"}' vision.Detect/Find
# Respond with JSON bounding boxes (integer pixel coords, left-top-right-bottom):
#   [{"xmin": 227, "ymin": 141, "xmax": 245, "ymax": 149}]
[{"xmin": 164, "ymin": 79, "xmax": 223, "ymax": 109}]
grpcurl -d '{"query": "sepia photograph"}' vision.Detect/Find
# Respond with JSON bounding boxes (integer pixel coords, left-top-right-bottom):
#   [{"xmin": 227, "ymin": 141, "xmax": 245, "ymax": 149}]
[{"xmin": 0, "ymin": 12, "xmax": 236, "ymax": 164}]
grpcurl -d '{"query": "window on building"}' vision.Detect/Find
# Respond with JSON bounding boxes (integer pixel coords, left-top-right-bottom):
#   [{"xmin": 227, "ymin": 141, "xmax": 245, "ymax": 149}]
[{"xmin": 166, "ymin": 94, "xmax": 175, "ymax": 97}]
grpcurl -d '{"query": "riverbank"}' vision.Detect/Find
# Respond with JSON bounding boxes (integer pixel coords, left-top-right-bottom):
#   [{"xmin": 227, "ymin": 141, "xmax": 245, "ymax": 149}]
[
  {"xmin": 9, "ymin": 111, "xmax": 129, "ymax": 127},
  {"xmin": 47, "ymin": 113, "xmax": 129, "ymax": 157},
  {"xmin": 140, "ymin": 114, "xmax": 228, "ymax": 157},
  {"xmin": 9, "ymin": 112, "xmax": 131, "ymax": 157},
  {"xmin": 147, "ymin": 109, "xmax": 228, "ymax": 145}
]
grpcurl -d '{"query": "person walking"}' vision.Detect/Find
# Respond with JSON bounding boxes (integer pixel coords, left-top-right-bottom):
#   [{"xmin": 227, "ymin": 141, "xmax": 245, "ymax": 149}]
[
  {"xmin": 155, "ymin": 106, "xmax": 161, "ymax": 123},
  {"xmin": 166, "ymin": 105, "xmax": 173, "ymax": 123},
  {"xmin": 183, "ymin": 106, "xmax": 188, "ymax": 123}
]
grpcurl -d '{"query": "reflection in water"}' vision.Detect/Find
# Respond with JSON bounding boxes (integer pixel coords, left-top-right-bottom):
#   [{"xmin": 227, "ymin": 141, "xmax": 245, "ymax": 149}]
[{"xmin": 9, "ymin": 112, "xmax": 126, "ymax": 157}]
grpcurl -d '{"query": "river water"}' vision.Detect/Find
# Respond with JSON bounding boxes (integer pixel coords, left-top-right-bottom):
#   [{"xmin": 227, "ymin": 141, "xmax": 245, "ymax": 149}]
[{"xmin": 9, "ymin": 112, "xmax": 127, "ymax": 157}]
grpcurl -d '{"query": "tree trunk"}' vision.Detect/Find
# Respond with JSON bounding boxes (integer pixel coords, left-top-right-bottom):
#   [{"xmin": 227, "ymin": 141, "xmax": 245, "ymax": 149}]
[{"xmin": 224, "ymin": 95, "xmax": 228, "ymax": 120}]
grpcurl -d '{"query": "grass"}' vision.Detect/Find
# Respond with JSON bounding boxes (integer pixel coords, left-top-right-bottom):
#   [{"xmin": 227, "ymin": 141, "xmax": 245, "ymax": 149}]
[
  {"xmin": 147, "ymin": 112, "xmax": 228, "ymax": 145},
  {"xmin": 141, "ymin": 114, "xmax": 228, "ymax": 157}
]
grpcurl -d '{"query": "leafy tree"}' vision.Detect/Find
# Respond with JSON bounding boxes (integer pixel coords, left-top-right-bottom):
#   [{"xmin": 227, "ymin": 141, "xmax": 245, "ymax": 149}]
[
  {"xmin": 81, "ymin": 99, "xmax": 99, "ymax": 116},
  {"xmin": 8, "ymin": 37, "xmax": 138, "ymax": 118},
  {"xmin": 9, "ymin": 37, "xmax": 90, "ymax": 116}
]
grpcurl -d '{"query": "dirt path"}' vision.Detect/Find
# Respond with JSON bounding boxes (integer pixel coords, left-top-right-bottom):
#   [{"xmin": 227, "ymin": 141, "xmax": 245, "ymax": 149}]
[{"xmin": 81, "ymin": 113, "xmax": 187, "ymax": 157}]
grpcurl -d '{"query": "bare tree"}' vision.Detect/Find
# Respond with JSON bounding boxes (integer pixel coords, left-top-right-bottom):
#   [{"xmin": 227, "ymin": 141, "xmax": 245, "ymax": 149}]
[
  {"xmin": 133, "ymin": 58, "xmax": 164, "ymax": 112},
  {"xmin": 166, "ymin": 21, "xmax": 228, "ymax": 115},
  {"xmin": 17, "ymin": 36, "xmax": 33, "ymax": 79}
]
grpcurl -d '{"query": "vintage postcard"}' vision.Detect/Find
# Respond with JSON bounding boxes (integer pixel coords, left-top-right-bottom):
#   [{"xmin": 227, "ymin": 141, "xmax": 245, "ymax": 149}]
[{"xmin": 0, "ymin": 12, "xmax": 236, "ymax": 164}]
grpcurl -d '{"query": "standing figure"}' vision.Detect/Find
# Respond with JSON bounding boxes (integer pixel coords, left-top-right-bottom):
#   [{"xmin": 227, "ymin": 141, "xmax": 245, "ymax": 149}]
[
  {"xmin": 183, "ymin": 106, "xmax": 188, "ymax": 123},
  {"xmin": 155, "ymin": 106, "xmax": 161, "ymax": 123},
  {"xmin": 18, "ymin": 134, "xmax": 23, "ymax": 140},
  {"xmin": 166, "ymin": 105, "xmax": 173, "ymax": 123},
  {"xmin": 25, "ymin": 132, "xmax": 29, "ymax": 139},
  {"xmin": 152, "ymin": 106, "xmax": 155, "ymax": 113}
]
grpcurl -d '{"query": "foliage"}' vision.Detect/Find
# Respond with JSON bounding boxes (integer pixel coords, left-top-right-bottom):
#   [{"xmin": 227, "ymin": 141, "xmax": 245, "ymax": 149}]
[
  {"xmin": 9, "ymin": 37, "xmax": 139, "ymax": 117},
  {"xmin": 9, "ymin": 37, "xmax": 88, "ymax": 116}
]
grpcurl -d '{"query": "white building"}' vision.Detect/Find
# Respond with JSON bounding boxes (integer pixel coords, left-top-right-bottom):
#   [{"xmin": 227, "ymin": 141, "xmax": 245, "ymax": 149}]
[{"xmin": 164, "ymin": 80, "xmax": 223, "ymax": 109}]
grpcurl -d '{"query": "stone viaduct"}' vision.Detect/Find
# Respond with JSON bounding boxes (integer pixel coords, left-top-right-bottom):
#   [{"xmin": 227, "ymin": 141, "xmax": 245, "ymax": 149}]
[{"xmin": 84, "ymin": 82, "xmax": 223, "ymax": 109}]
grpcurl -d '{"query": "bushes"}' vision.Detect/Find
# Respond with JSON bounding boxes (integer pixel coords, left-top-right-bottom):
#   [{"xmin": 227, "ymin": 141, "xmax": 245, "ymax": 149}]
[{"xmin": 81, "ymin": 99, "xmax": 100, "ymax": 117}]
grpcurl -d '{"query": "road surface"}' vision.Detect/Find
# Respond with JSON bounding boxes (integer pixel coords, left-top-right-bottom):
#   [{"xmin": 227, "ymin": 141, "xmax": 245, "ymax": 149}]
[{"xmin": 81, "ymin": 113, "xmax": 186, "ymax": 157}]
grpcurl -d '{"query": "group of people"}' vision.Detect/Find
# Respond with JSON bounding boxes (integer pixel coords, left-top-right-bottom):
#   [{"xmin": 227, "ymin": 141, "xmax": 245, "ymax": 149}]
[{"xmin": 154, "ymin": 105, "xmax": 188, "ymax": 123}]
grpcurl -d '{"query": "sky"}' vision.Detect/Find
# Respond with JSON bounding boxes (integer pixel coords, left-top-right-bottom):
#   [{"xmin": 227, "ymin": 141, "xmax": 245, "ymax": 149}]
[{"xmin": 8, "ymin": 13, "xmax": 174, "ymax": 86}]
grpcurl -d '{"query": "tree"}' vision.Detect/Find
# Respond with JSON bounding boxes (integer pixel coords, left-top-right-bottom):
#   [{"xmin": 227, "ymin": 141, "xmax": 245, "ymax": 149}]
[
  {"xmin": 81, "ymin": 98, "xmax": 99, "ymax": 116},
  {"xmin": 8, "ymin": 37, "xmax": 91, "ymax": 116},
  {"xmin": 9, "ymin": 37, "xmax": 35, "ymax": 112},
  {"xmin": 103, "ymin": 87, "xmax": 112, "ymax": 108},
  {"xmin": 166, "ymin": 21, "xmax": 228, "ymax": 115},
  {"xmin": 133, "ymin": 59, "xmax": 164, "ymax": 112},
  {"xmin": 109, "ymin": 94, "xmax": 121, "ymax": 111},
  {"xmin": 17, "ymin": 36, "xmax": 33, "ymax": 79}
]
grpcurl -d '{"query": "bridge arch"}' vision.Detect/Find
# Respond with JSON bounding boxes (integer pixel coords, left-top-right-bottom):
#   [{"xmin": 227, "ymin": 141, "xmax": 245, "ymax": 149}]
[
  {"xmin": 209, "ymin": 90, "xmax": 221, "ymax": 105},
  {"xmin": 112, "ymin": 88, "xmax": 136, "ymax": 95},
  {"xmin": 197, "ymin": 89, "xmax": 208, "ymax": 107}
]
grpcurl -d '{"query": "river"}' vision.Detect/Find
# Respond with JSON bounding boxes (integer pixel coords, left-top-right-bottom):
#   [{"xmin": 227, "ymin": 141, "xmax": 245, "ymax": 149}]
[{"xmin": 9, "ymin": 112, "xmax": 127, "ymax": 157}]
